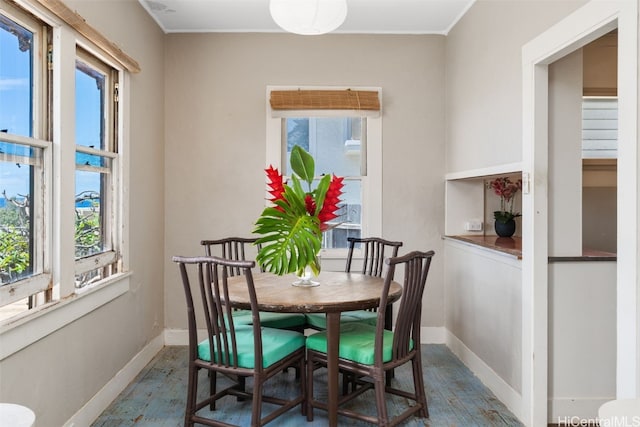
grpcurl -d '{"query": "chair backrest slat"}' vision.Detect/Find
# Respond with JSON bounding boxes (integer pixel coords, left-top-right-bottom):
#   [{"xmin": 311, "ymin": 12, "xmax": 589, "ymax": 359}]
[
  {"xmin": 375, "ymin": 250, "xmax": 435, "ymax": 365},
  {"xmin": 201, "ymin": 237, "xmax": 263, "ymax": 275},
  {"xmin": 345, "ymin": 237, "xmax": 403, "ymax": 278}
]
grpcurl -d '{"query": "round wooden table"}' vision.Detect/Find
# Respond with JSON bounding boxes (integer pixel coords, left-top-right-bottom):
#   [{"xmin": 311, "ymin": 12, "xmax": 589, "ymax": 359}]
[{"xmin": 227, "ymin": 271, "xmax": 402, "ymax": 427}]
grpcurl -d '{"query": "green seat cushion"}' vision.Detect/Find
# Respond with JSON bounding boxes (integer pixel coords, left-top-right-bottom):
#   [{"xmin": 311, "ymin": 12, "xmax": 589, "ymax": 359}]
[
  {"xmin": 305, "ymin": 311, "xmax": 378, "ymax": 329},
  {"xmin": 304, "ymin": 313, "xmax": 328, "ymax": 329},
  {"xmin": 198, "ymin": 326, "xmax": 305, "ymax": 368},
  {"xmin": 306, "ymin": 322, "xmax": 413, "ymax": 365},
  {"xmin": 229, "ymin": 310, "xmax": 253, "ymax": 325},
  {"xmin": 339, "ymin": 310, "xmax": 378, "ymax": 326},
  {"xmin": 231, "ymin": 311, "xmax": 307, "ymax": 329}
]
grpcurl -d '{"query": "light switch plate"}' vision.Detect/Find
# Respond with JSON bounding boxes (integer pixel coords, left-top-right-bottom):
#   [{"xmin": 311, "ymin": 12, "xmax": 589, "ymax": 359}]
[{"xmin": 464, "ymin": 221, "xmax": 483, "ymax": 231}]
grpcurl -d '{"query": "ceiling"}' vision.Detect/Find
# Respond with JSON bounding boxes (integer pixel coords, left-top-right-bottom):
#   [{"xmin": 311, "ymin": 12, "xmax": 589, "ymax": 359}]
[{"xmin": 139, "ymin": 0, "xmax": 476, "ymax": 34}]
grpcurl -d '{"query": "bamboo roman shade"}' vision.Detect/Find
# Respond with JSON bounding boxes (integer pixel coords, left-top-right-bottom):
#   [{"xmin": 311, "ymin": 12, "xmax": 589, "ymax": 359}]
[
  {"xmin": 35, "ymin": 0, "xmax": 141, "ymax": 73},
  {"xmin": 270, "ymin": 90, "xmax": 380, "ymax": 111}
]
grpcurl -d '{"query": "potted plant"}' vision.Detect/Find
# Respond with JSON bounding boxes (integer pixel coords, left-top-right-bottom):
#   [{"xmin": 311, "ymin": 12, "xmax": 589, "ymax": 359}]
[
  {"xmin": 253, "ymin": 145, "xmax": 343, "ymax": 280},
  {"xmin": 487, "ymin": 177, "xmax": 522, "ymax": 238}
]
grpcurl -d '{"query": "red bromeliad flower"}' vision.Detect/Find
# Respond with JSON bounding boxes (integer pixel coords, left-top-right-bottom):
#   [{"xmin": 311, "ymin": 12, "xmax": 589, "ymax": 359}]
[
  {"xmin": 318, "ymin": 175, "xmax": 344, "ymax": 230},
  {"xmin": 265, "ymin": 165, "xmax": 285, "ymax": 206},
  {"xmin": 304, "ymin": 194, "xmax": 316, "ymax": 215},
  {"xmin": 254, "ymin": 146, "xmax": 344, "ymax": 276}
]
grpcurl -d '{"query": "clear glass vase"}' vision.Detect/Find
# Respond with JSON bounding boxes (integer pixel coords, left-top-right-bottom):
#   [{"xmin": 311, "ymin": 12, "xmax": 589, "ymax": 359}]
[{"xmin": 292, "ymin": 265, "xmax": 320, "ymax": 287}]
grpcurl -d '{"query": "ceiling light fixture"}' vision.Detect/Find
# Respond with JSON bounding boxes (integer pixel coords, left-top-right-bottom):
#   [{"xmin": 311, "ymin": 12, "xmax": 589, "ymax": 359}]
[{"xmin": 269, "ymin": 0, "xmax": 348, "ymax": 35}]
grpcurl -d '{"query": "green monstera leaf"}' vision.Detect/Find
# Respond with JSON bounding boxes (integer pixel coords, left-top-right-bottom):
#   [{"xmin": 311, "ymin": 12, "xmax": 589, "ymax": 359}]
[
  {"xmin": 254, "ymin": 177, "xmax": 322, "ymax": 276},
  {"xmin": 253, "ymin": 145, "xmax": 339, "ymax": 276}
]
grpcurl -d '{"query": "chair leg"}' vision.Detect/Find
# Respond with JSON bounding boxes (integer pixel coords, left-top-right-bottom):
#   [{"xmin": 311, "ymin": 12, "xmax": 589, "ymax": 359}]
[
  {"xmin": 209, "ymin": 371, "xmax": 217, "ymax": 410},
  {"xmin": 299, "ymin": 353, "xmax": 307, "ymax": 417},
  {"xmin": 251, "ymin": 377, "xmax": 264, "ymax": 427},
  {"xmin": 374, "ymin": 373, "xmax": 389, "ymax": 426},
  {"xmin": 342, "ymin": 372, "xmax": 351, "ymax": 395},
  {"xmin": 412, "ymin": 356, "xmax": 429, "ymax": 418},
  {"xmin": 237, "ymin": 376, "xmax": 246, "ymax": 402},
  {"xmin": 306, "ymin": 353, "xmax": 315, "ymax": 421},
  {"xmin": 185, "ymin": 364, "xmax": 199, "ymax": 427}
]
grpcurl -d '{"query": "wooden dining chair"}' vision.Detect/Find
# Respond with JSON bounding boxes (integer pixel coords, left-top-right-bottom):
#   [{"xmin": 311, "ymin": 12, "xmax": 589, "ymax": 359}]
[
  {"xmin": 305, "ymin": 250, "xmax": 435, "ymax": 426},
  {"xmin": 201, "ymin": 237, "xmax": 307, "ymax": 333},
  {"xmin": 173, "ymin": 255, "xmax": 307, "ymax": 427},
  {"xmin": 201, "ymin": 237, "xmax": 262, "ymax": 276},
  {"xmin": 305, "ymin": 236, "xmax": 403, "ymax": 330},
  {"xmin": 342, "ymin": 236, "xmax": 403, "ymax": 326}
]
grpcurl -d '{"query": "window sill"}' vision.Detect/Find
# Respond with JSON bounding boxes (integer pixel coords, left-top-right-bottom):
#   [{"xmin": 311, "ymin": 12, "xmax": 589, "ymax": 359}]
[{"xmin": 0, "ymin": 272, "xmax": 131, "ymax": 360}]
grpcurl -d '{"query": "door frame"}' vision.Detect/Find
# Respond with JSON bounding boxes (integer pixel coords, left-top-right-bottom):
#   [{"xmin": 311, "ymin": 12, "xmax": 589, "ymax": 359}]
[{"xmin": 521, "ymin": 1, "xmax": 638, "ymax": 425}]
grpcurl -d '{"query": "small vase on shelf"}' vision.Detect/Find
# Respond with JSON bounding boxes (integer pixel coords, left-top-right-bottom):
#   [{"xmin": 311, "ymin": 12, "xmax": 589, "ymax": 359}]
[
  {"xmin": 494, "ymin": 218, "xmax": 516, "ymax": 238},
  {"xmin": 488, "ymin": 177, "xmax": 522, "ymax": 239}
]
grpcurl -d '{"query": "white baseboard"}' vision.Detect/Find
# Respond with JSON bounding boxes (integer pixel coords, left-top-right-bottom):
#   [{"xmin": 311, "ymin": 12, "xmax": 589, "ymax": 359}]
[
  {"xmin": 445, "ymin": 330, "xmax": 524, "ymax": 423},
  {"xmin": 549, "ymin": 397, "xmax": 615, "ymax": 424},
  {"xmin": 63, "ymin": 333, "xmax": 164, "ymax": 427}
]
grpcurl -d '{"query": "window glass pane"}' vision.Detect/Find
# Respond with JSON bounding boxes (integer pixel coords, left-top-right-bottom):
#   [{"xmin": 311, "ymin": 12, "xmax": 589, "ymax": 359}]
[
  {"xmin": 0, "ymin": 14, "xmax": 33, "ymax": 137},
  {"xmin": 75, "ymin": 61, "xmax": 105, "ymax": 150},
  {"xmin": 75, "ymin": 151, "xmax": 109, "ymax": 169},
  {"xmin": 285, "ymin": 117, "xmax": 364, "ymax": 177},
  {"xmin": 75, "ymin": 262, "xmax": 116, "ymax": 289},
  {"xmin": 75, "ymin": 170, "xmax": 105, "ymax": 259},
  {"xmin": 75, "ymin": 55, "xmax": 111, "ymax": 262},
  {"xmin": 0, "ymin": 141, "xmax": 42, "ymax": 284},
  {"xmin": 321, "ymin": 179, "xmax": 361, "ymax": 249},
  {"xmin": 284, "ymin": 116, "xmax": 365, "ymax": 250}
]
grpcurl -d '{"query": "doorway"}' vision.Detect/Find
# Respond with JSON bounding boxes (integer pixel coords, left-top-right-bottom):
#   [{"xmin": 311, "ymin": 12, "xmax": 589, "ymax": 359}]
[{"xmin": 521, "ymin": 2, "xmax": 638, "ymax": 425}]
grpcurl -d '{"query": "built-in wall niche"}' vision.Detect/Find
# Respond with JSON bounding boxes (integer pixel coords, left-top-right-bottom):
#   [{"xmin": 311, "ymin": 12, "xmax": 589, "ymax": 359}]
[
  {"xmin": 444, "ymin": 164, "xmax": 522, "ymax": 237},
  {"xmin": 445, "ymin": 167, "xmax": 523, "ymax": 258}
]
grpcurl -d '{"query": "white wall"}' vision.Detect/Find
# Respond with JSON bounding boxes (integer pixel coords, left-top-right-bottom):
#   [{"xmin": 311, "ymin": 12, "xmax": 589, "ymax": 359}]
[
  {"xmin": 444, "ymin": 0, "xmax": 589, "ymax": 423},
  {"xmin": 444, "ymin": 241, "xmax": 522, "ymax": 393},
  {"xmin": 548, "ymin": 49, "xmax": 583, "ymax": 256},
  {"xmin": 163, "ymin": 33, "xmax": 447, "ymax": 331},
  {"xmin": 0, "ymin": 1, "xmax": 166, "ymax": 425},
  {"xmin": 548, "ymin": 261, "xmax": 617, "ymax": 421},
  {"xmin": 445, "ymin": 0, "xmax": 588, "ymax": 173}
]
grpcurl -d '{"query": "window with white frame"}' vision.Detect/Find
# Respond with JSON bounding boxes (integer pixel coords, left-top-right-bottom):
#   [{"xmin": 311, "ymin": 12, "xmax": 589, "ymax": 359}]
[
  {"xmin": 0, "ymin": 0, "xmax": 129, "ymax": 322},
  {"xmin": 0, "ymin": 3, "xmax": 52, "ymax": 314},
  {"xmin": 74, "ymin": 48, "xmax": 120, "ymax": 288},
  {"xmin": 266, "ymin": 87, "xmax": 382, "ymax": 254}
]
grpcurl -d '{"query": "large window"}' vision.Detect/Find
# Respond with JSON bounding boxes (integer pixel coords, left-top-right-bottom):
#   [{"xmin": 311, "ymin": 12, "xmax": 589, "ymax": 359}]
[
  {"xmin": 74, "ymin": 50, "xmax": 120, "ymax": 288},
  {"xmin": 0, "ymin": 0, "xmax": 128, "ymax": 322},
  {"xmin": 0, "ymin": 5, "xmax": 50, "ymax": 311}
]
